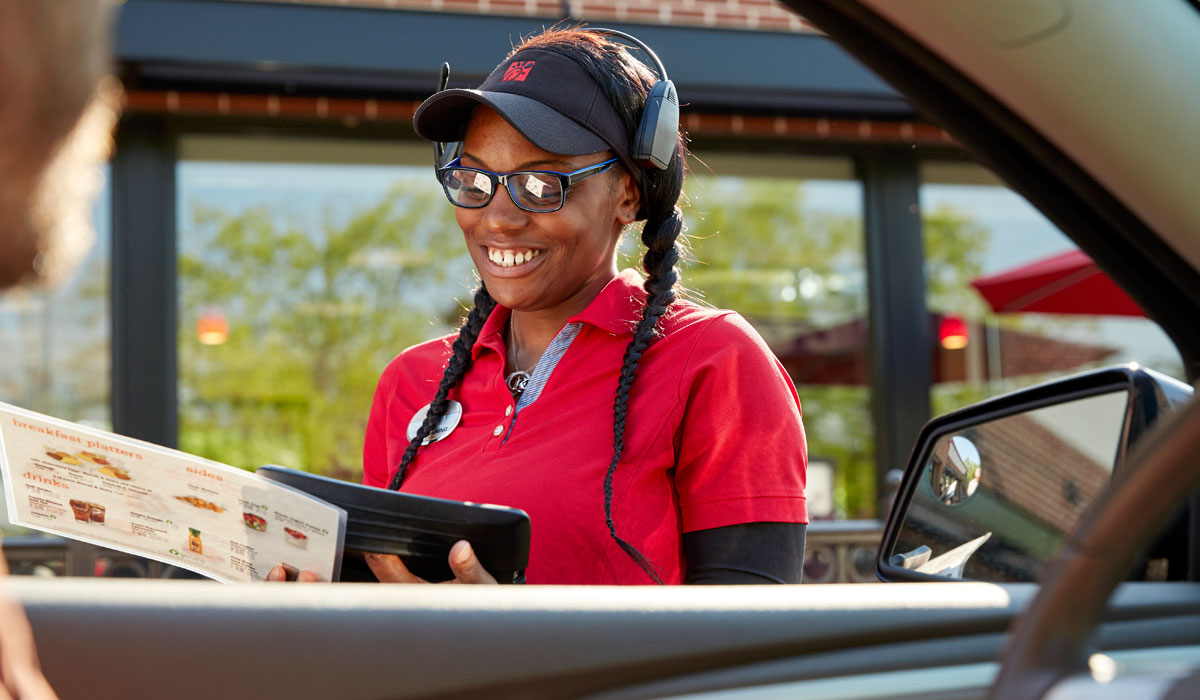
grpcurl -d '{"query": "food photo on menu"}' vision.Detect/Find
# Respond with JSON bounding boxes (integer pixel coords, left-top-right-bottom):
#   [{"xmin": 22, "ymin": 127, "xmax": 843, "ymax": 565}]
[
  {"xmin": 188, "ymin": 528, "xmax": 203, "ymax": 555},
  {"xmin": 284, "ymin": 527, "xmax": 308, "ymax": 549},
  {"xmin": 243, "ymin": 512, "xmax": 267, "ymax": 532},
  {"xmin": 175, "ymin": 495, "xmax": 226, "ymax": 513},
  {"xmin": 68, "ymin": 499, "xmax": 105, "ymax": 525}
]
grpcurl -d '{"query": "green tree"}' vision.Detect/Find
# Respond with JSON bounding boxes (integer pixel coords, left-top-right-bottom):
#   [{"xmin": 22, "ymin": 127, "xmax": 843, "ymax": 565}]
[
  {"xmin": 924, "ymin": 204, "xmax": 990, "ymax": 316},
  {"xmin": 923, "ymin": 204, "xmax": 996, "ymax": 417}
]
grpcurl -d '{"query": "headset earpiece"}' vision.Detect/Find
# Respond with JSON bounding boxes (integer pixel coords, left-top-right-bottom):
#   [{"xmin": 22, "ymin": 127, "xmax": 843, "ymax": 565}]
[
  {"xmin": 588, "ymin": 28, "xmax": 679, "ymax": 172},
  {"xmin": 633, "ymin": 79, "xmax": 678, "ymax": 171}
]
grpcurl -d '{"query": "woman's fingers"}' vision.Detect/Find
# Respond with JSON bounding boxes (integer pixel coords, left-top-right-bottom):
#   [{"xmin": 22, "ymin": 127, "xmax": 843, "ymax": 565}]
[
  {"xmin": 267, "ymin": 547, "xmax": 491, "ymax": 585},
  {"xmin": 364, "ymin": 545, "xmax": 496, "ymax": 584},
  {"xmin": 448, "ymin": 541, "xmax": 497, "ymax": 584},
  {"xmin": 364, "ymin": 552, "xmax": 426, "ymax": 584}
]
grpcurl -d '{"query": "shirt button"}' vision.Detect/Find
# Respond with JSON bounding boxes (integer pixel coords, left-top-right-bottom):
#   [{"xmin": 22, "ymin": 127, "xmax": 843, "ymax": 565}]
[
  {"xmin": 493, "ymin": 425, "xmax": 504, "ymax": 437},
  {"xmin": 505, "ymin": 405, "xmax": 514, "ymax": 417}
]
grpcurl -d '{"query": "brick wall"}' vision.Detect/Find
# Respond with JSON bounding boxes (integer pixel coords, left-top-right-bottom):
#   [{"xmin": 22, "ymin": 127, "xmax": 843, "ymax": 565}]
[{"xmin": 242, "ymin": 0, "xmax": 820, "ymax": 33}]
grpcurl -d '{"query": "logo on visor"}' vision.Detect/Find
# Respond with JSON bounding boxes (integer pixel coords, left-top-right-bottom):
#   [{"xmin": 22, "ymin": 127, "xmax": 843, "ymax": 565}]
[{"xmin": 502, "ymin": 61, "xmax": 536, "ymax": 82}]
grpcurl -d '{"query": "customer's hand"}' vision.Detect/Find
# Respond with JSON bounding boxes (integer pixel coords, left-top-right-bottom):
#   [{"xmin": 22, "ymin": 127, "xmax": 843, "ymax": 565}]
[
  {"xmin": 365, "ymin": 540, "xmax": 497, "ymax": 584},
  {"xmin": 265, "ymin": 566, "xmax": 320, "ymax": 582},
  {"xmin": 0, "ymin": 549, "xmax": 59, "ymax": 700}
]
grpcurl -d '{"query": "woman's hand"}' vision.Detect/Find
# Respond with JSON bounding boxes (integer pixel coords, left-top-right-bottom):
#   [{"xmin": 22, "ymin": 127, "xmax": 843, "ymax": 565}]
[{"xmin": 365, "ymin": 540, "xmax": 497, "ymax": 584}]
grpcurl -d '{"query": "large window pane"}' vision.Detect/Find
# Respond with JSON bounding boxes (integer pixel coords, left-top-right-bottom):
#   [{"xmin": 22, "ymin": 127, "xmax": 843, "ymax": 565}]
[
  {"xmin": 921, "ymin": 162, "xmax": 1182, "ymax": 417},
  {"xmin": 659, "ymin": 152, "xmax": 872, "ymax": 519},
  {"xmin": 177, "ymin": 137, "xmax": 471, "ymax": 481},
  {"xmin": 0, "ymin": 167, "xmax": 111, "ymax": 535}
]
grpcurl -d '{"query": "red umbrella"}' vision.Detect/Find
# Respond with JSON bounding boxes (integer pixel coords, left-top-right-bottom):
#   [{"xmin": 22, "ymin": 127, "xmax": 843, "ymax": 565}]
[{"xmin": 970, "ymin": 249, "xmax": 1144, "ymax": 317}]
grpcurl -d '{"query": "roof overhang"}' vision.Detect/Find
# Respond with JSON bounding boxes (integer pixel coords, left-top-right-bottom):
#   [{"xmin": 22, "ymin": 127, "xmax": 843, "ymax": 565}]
[{"xmin": 115, "ymin": 0, "xmax": 914, "ymax": 118}]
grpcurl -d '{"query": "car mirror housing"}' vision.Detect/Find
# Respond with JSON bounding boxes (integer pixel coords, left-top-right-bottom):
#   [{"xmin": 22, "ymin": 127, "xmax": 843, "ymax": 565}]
[{"xmin": 877, "ymin": 364, "xmax": 1192, "ymax": 583}]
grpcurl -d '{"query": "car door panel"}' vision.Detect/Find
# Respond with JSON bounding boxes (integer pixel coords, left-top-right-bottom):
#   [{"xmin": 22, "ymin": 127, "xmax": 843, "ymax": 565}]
[{"xmin": 14, "ymin": 579, "xmax": 1200, "ymax": 699}]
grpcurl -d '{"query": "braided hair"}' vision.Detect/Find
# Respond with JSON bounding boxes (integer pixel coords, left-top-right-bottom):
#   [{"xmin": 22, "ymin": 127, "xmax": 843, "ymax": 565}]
[{"xmin": 393, "ymin": 28, "xmax": 687, "ymax": 584}]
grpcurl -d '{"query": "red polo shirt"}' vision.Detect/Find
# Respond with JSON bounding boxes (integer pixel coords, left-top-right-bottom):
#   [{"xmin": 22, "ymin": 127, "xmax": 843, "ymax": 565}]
[{"xmin": 363, "ymin": 269, "xmax": 807, "ymax": 584}]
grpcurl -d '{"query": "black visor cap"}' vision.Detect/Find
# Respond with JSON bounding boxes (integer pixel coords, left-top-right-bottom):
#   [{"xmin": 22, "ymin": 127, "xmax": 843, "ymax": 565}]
[{"xmin": 414, "ymin": 50, "xmax": 636, "ymax": 174}]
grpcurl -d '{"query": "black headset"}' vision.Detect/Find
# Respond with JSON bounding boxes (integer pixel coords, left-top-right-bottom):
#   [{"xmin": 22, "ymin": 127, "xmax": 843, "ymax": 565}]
[
  {"xmin": 588, "ymin": 28, "xmax": 679, "ymax": 171},
  {"xmin": 432, "ymin": 28, "xmax": 679, "ymax": 173}
]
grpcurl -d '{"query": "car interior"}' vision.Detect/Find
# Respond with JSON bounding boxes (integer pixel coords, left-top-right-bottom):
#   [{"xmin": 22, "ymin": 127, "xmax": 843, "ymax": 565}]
[{"xmin": 8, "ymin": 1, "xmax": 1200, "ymax": 699}]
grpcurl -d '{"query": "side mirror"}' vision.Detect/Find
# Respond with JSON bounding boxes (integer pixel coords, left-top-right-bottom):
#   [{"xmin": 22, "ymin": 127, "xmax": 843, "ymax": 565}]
[{"xmin": 878, "ymin": 365, "xmax": 1192, "ymax": 583}]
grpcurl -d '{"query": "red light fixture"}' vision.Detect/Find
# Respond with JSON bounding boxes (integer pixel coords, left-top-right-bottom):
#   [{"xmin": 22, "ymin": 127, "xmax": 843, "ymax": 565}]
[
  {"xmin": 196, "ymin": 306, "xmax": 229, "ymax": 346},
  {"xmin": 939, "ymin": 315, "xmax": 969, "ymax": 350}
]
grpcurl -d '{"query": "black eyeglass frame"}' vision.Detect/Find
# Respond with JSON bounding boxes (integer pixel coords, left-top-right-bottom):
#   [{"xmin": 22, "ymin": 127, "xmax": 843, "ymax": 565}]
[{"xmin": 436, "ymin": 157, "xmax": 620, "ymax": 213}]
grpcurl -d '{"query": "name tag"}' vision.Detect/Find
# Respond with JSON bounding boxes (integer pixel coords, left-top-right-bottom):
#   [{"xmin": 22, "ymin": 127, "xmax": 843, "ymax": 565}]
[{"xmin": 406, "ymin": 400, "xmax": 463, "ymax": 445}]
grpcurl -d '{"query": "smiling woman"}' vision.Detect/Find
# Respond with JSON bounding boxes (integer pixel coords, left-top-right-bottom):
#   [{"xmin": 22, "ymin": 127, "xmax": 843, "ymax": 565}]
[
  {"xmin": 358, "ymin": 27, "xmax": 810, "ymax": 586},
  {"xmin": 449, "ymin": 108, "xmax": 637, "ymax": 318}
]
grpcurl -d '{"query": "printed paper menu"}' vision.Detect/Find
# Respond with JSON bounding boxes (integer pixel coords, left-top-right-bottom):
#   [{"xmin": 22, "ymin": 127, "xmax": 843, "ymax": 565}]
[{"xmin": 0, "ymin": 402, "xmax": 346, "ymax": 583}]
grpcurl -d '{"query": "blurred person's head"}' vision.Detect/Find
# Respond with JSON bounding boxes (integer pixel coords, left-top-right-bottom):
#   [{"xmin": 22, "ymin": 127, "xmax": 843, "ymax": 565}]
[{"xmin": 0, "ymin": 0, "xmax": 119, "ymax": 290}]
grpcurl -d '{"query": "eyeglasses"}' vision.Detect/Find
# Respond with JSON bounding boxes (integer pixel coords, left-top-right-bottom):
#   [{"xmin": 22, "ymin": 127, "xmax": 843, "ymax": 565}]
[{"xmin": 436, "ymin": 157, "xmax": 619, "ymax": 213}]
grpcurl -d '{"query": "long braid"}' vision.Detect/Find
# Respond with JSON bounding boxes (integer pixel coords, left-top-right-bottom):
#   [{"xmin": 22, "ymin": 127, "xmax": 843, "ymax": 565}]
[
  {"xmin": 388, "ymin": 284, "xmax": 496, "ymax": 490},
  {"xmin": 603, "ymin": 205, "xmax": 684, "ymax": 584}
]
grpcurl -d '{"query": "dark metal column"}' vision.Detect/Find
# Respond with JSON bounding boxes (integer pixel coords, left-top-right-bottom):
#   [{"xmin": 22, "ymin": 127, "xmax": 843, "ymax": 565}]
[
  {"xmin": 111, "ymin": 117, "xmax": 177, "ymax": 446},
  {"xmin": 859, "ymin": 148, "xmax": 930, "ymax": 514}
]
